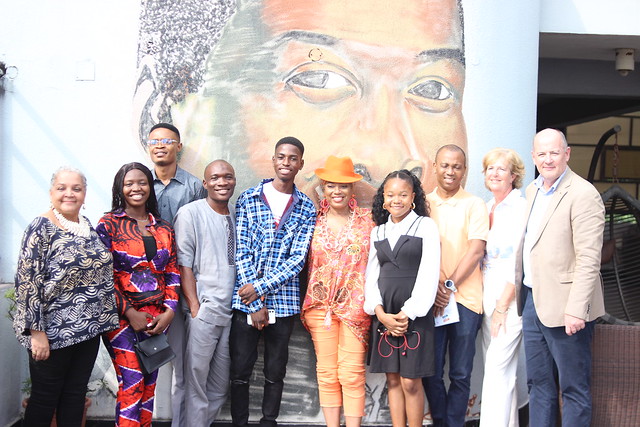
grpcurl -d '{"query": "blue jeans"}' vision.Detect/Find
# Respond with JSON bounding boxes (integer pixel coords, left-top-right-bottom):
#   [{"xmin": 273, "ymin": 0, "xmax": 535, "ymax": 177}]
[
  {"xmin": 229, "ymin": 310, "xmax": 295, "ymax": 427},
  {"xmin": 423, "ymin": 303, "xmax": 482, "ymax": 427},
  {"xmin": 522, "ymin": 286, "xmax": 594, "ymax": 427}
]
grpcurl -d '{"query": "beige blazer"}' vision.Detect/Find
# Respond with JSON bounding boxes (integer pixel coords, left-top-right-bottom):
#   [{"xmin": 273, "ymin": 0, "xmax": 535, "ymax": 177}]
[{"xmin": 515, "ymin": 168, "xmax": 605, "ymax": 327}]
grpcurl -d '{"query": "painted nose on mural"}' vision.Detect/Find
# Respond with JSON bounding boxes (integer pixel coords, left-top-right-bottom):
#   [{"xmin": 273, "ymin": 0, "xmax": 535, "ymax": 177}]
[{"xmin": 358, "ymin": 86, "xmax": 425, "ymax": 183}]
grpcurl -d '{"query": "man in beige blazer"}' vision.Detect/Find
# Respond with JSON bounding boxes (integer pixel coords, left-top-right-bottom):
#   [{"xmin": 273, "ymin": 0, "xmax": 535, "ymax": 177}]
[{"xmin": 515, "ymin": 128, "xmax": 605, "ymax": 427}]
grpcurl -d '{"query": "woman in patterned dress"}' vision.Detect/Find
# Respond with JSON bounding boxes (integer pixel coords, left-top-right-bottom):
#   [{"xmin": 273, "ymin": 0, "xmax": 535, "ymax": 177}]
[
  {"xmin": 301, "ymin": 156, "xmax": 375, "ymax": 427},
  {"xmin": 96, "ymin": 162, "xmax": 180, "ymax": 427},
  {"xmin": 14, "ymin": 166, "xmax": 119, "ymax": 426}
]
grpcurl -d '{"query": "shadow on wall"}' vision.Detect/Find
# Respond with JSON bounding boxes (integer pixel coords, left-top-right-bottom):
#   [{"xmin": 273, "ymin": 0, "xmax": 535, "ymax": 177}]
[{"xmin": 0, "ymin": 283, "xmax": 28, "ymax": 427}]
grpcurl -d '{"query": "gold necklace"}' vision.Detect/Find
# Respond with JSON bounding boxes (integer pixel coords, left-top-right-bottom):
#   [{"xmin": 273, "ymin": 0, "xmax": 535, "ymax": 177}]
[{"xmin": 320, "ymin": 208, "xmax": 355, "ymax": 252}]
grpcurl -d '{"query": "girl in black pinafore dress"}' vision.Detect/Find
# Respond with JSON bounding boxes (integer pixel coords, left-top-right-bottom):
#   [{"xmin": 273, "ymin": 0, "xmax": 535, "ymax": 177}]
[{"xmin": 364, "ymin": 170, "xmax": 441, "ymax": 427}]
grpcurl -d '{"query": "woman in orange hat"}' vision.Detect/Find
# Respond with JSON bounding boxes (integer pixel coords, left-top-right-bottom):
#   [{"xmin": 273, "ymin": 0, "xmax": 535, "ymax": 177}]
[{"xmin": 301, "ymin": 156, "xmax": 375, "ymax": 427}]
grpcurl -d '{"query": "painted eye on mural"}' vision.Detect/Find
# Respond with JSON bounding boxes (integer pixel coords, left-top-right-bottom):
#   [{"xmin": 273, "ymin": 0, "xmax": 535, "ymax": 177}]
[
  {"xmin": 406, "ymin": 78, "xmax": 456, "ymax": 113},
  {"xmin": 285, "ymin": 66, "xmax": 357, "ymax": 104}
]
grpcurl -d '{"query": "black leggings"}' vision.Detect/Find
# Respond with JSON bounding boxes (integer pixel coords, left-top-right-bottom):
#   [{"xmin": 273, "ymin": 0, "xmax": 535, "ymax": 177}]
[{"xmin": 23, "ymin": 335, "xmax": 100, "ymax": 427}]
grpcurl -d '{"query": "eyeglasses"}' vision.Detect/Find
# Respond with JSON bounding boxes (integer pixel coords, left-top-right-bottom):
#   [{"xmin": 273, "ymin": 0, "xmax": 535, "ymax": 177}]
[{"xmin": 146, "ymin": 138, "xmax": 178, "ymax": 146}]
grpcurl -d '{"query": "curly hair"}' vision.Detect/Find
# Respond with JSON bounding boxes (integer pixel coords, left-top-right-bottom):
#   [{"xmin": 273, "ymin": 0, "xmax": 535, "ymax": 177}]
[
  {"xmin": 371, "ymin": 169, "xmax": 429, "ymax": 225},
  {"xmin": 109, "ymin": 162, "xmax": 161, "ymax": 218}
]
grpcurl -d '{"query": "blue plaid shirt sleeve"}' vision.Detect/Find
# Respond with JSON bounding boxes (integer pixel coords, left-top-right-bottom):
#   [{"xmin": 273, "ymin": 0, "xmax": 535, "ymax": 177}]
[{"xmin": 235, "ymin": 189, "xmax": 263, "ymax": 311}]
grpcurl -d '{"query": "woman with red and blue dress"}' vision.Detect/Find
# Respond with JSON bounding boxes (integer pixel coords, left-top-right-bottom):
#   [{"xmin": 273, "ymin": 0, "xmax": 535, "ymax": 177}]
[{"xmin": 97, "ymin": 162, "xmax": 179, "ymax": 427}]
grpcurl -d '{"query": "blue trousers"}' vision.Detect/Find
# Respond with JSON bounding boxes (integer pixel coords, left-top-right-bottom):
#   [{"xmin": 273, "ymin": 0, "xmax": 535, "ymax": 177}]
[
  {"xmin": 423, "ymin": 303, "xmax": 482, "ymax": 427},
  {"xmin": 522, "ymin": 286, "xmax": 594, "ymax": 427}
]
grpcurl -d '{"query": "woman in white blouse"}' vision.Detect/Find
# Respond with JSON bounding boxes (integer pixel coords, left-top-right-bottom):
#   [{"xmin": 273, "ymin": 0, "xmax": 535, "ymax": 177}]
[
  {"xmin": 479, "ymin": 148, "xmax": 527, "ymax": 427},
  {"xmin": 363, "ymin": 169, "xmax": 440, "ymax": 427}
]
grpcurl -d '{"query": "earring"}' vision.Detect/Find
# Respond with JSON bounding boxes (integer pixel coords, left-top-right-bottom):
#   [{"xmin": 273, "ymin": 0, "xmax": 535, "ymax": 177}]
[
  {"xmin": 320, "ymin": 198, "xmax": 329, "ymax": 211},
  {"xmin": 411, "ymin": 203, "xmax": 416, "ymax": 210},
  {"xmin": 82, "ymin": 203, "xmax": 86, "ymax": 210},
  {"xmin": 382, "ymin": 203, "xmax": 388, "ymax": 211},
  {"xmin": 348, "ymin": 195, "xmax": 357, "ymax": 210}
]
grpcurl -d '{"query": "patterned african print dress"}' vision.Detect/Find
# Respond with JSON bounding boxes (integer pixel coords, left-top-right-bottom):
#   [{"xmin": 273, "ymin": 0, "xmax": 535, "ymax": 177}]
[{"xmin": 96, "ymin": 211, "xmax": 179, "ymax": 427}]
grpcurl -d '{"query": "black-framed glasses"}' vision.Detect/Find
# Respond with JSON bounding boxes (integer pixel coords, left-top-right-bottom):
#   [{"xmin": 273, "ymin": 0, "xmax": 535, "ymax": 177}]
[{"xmin": 147, "ymin": 138, "xmax": 178, "ymax": 146}]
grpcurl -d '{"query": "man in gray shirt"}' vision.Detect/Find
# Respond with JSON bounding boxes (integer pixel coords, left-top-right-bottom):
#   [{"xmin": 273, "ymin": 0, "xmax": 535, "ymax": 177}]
[
  {"xmin": 148, "ymin": 122, "xmax": 207, "ymax": 224},
  {"xmin": 174, "ymin": 160, "xmax": 237, "ymax": 426},
  {"xmin": 147, "ymin": 122, "xmax": 206, "ymax": 426}
]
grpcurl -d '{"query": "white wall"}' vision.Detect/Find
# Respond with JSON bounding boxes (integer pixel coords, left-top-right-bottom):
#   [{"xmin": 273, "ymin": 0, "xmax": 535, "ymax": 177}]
[
  {"xmin": 0, "ymin": 0, "xmax": 144, "ymax": 282},
  {"xmin": 540, "ymin": 0, "xmax": 640, "ymax": 35},
  {"xmin": 463, "ymin": 0, "xmax": 540, "ymax": 199}
]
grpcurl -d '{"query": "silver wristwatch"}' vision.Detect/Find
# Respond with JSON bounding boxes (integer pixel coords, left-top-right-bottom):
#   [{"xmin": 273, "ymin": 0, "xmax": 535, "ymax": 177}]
[{"xmin": 444, "ymin": 279, "xmax": 457, "ymax": 293}]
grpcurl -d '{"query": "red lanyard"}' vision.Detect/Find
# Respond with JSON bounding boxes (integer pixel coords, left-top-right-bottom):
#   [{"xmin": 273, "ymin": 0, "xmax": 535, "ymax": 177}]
[{"xmin": 377, "ymin": 330, "xmax": 421, "ymax": 358}]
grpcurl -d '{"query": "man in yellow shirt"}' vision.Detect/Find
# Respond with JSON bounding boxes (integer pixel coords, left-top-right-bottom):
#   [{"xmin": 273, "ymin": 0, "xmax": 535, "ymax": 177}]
[{"xmin": 423, "ymin": 144, "xmax": 489, "ymax": 427}]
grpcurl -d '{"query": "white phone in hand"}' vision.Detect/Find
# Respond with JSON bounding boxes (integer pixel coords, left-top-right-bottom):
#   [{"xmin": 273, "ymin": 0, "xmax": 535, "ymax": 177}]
[{"xmin": 246, "ymin": 309, "xmax": 277, "ymax": 325}]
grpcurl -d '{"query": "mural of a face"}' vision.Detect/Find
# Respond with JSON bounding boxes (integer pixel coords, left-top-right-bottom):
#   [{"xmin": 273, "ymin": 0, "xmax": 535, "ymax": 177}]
[{"xmin": 167, "ymin": 0, "xmax": 466, "ymax": 206}]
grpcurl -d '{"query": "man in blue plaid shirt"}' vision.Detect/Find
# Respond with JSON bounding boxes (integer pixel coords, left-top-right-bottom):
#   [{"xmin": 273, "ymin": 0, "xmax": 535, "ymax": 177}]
[{"xmin": 229, "ymin": 136, "xmax": 316, "ymax": 427}]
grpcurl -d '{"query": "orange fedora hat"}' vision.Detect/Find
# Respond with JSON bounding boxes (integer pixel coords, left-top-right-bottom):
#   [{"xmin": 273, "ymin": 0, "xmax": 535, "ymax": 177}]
[{"xmin": 315, "ymin": 156, "xmax": 363, "ymax": 183}]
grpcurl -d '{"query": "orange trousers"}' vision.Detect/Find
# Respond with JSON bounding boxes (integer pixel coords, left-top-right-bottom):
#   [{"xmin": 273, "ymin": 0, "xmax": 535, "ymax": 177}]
[{"xmin": 305, "ymin": 308, "xmax": 367, "ymax": 417}]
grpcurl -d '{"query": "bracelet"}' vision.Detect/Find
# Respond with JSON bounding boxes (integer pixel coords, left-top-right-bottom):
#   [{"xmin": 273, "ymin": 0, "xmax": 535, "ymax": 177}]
[{"xmin": 495, "ymin": 307, "xmax": 509, "ymax": 314}]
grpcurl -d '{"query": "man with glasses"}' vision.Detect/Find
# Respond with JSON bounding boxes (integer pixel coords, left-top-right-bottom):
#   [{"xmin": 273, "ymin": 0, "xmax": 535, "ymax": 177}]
[
  {"xmin": 147, "ymin": 122, "xmax": 206, "ymax": 427},
  {"xmin": 148, "ymin": 122, "xmax": 207, "ymax": 224}
]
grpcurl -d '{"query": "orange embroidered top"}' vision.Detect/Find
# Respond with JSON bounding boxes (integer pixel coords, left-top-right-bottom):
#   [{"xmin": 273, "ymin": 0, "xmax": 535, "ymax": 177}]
[{"xmin": 301, "ymin": 206, "xmax": 374, "ymax": 346}]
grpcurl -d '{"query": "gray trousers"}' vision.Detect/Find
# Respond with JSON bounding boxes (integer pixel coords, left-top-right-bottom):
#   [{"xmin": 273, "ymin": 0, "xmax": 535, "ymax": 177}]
[
  {"xmin": 168, "ymin": 297, "xmax": 187, "ymax": 427},
  {"xmin": 184, "ymin": 302, "xmax": 231, "ymax": 426}
]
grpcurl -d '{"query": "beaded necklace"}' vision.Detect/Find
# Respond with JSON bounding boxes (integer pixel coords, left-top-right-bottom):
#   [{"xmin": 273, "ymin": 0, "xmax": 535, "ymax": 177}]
[
  {"xmin": 319, "ymin": 207, "xmax": 355, "ymax": 253},
  {"xmin": 52, "ymin": 208, "xmax": 91, "ymax": 238}
]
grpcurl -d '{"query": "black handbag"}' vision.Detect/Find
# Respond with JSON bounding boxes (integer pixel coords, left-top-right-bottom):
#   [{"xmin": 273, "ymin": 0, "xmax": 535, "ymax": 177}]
[{"xmin": 133, "ymin": 332, "xmax": 176, "ymax": 375}]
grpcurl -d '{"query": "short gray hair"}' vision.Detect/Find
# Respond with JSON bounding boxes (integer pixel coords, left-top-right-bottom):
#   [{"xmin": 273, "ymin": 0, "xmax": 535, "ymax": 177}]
[{"xmin": 50, "ymin": 166, "xmax": 87, "ymax": 188}]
